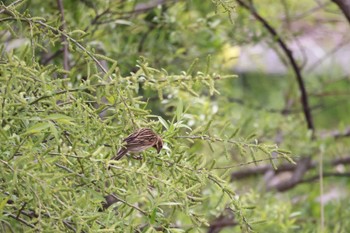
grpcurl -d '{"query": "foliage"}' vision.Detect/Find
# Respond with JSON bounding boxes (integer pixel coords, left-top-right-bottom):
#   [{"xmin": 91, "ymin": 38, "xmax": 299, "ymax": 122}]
[
  {"xmin": 0, "ymin": 1, "xmax": 296, "ymax": 232},
  {"xmin": 1, "ymin": 0, "xmax": 350, "ymax": 232}
]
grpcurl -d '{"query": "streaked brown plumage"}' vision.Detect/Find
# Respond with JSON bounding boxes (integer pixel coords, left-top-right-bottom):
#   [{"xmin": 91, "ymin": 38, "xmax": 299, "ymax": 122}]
[{"xmin": 112, "ymin": 128, "xmax": 163, "ymax": 160}]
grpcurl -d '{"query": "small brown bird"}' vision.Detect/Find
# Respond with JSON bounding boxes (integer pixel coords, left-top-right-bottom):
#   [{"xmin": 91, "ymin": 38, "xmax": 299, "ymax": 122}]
[{"xmin": 112, "ymin": 128, "xmax": 163, "ymax": 160}]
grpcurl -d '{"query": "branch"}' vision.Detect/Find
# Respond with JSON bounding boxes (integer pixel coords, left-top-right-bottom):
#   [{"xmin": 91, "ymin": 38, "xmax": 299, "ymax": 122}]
[
  {"xmin": 7, "ymin": 213, "xmax": 35, "ymax": 229},
  {"xmin": 102, "ymin": 194, "xmax": 148, "ymax": 216},
  {"xmin": 332, "ymin": 156, "xmax": 350, "ymax": 165},
  {"xmin": 40, "ymin": 48, "xmax": 63, "ymax": 65},
  {"xmin": 208, "ymin": 214, "xmax": 237, "ymax": 233},
  {"xmin": 318, "ymin": 126, "xmax": 350, "ymax": 139},
  {"xmin": 231, "ymin": 156, "xmax": 350, "ymax": 179},
  {"xmin": 56, "ymin": 0, "xmax": 70, "ymax": 71},
  {"xmin": 63, "ymin": 219, "xmax": 82, "ymax": 233},
  {"xmin": 231, "ymin": 156, "xmax": 350, "ymax": 191},
  {"xmin": 236, "ymin": 0, "xmax": 315, "ymax": 133},
  {"xmin": 231, "ymin": 160, "xmax": 315, "ymax": 179},
  {"xmin": 302, "ymin": 172, "xmax": 350, "ymax": 183},
  {"xmin": 54, "ymin": 162, "xmax": 85, "ymax": 178},
  {"xmin": 331, "ymin": 0, "xmax": 350, "ymax": 24},
  {"xmin": 271, "ymin": 156, "xmax": 311, "ymax": 191}
]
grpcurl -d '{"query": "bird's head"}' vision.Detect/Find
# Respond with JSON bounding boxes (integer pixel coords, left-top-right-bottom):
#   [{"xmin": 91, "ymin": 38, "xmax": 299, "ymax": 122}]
[{"xmin": 153, "ymin": 136, "xmax": 163, "ymax": 154}]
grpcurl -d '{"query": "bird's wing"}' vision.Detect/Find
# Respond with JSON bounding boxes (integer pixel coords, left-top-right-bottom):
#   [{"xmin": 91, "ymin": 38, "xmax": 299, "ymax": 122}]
[{"xmin": 123, "ymin": 128, "xmax": 156, "ymax": 145}]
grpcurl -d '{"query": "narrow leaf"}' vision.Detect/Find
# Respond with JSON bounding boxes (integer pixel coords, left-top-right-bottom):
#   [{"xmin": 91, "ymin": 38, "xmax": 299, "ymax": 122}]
[{"xmin": 24, "ymin": 122, "xmax": 51, "ymax": 135}]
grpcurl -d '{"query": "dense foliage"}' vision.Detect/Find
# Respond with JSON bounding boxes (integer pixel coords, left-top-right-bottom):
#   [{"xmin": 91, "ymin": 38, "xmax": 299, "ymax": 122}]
[{"xmin": 1, "ymin": 0, "xmax": 350, "ymax": 232}]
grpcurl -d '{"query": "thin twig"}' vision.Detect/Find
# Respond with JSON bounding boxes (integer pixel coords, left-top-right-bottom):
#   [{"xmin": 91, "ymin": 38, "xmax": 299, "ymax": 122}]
[
  {"xmin": 54, "ymin": 163, "xmax": 85, "ymax": 178},
  {"xmin": 213, "ymin": 156, "xmax": 300, "ymax": 170},
  {"xmin": 0, "ymin": 0, "xmax": 23, "ymax": 14},
  {"xmin": 60, "ymin": 131, "xmax": 85, "ymax": 174},
  {"xmin": 90, "ymin": 8, "xmax": 110, "ymax": 26},
  {"xmin": 7, "ymin": 213, "xmax": 35, "ymax": 228},
  {"xmin": 107, "ymin": 194, "xmax": 148, "ymax": 216},
  {"xmin": 63, "ymin": 220, "xmax": 79, "ymax": 233},
  {"xmin": 306, "ymin": 36, "xmax": 350, "ymax": 73},
  {"xmin": 0, "ymin": 159, "xmax": 15, "ymax": 172},
  {"xmin": 175, "ymin": 135, "xmax": 239, "ymax": 144},
  {"xmin": 41, "ymin": 49, "xmax": 63, "ymax": 65},
  {"xmin": 16, "ymin": 202, "xmax": 27, "ymax": 219},
  {"xmin": 29, "ymin": 86, "xmax": 94, "ymax": 105},
  {"xmin": 319, "ymin": 147, "xmax": 324, "ymax": 232}
]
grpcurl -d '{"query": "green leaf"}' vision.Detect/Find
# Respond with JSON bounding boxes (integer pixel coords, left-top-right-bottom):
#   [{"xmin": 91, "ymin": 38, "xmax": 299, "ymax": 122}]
[
  {"xmin": 115, "ymin": 19, "xmax": 133, "ymax": 26},
  {"xmin": 205, "ymin": 54, "xmax": 211, "ymax": 75},
  {"xmin": 102, "ymin": 62, "xmax": 118, "ymax": 81},
  {"xmin": 0, "ymin": 197, "xmax": 9, "ymax": 212},
  {"xmin": 105, "ymin": 95, "xmax": 116, "ymax": 104},
  {"xmin": 246, "ymin": 133, "xmax": 256, "ymax": 141},
  {"xmin": 174, "ymin": 121, "xmax": 192, "ymax": 131},
  {"xmin": 23, "ymin": 122, "xmax": 51, "ymax": 135},
  {"xmin": 207, "ymin": 141, "xmax": 214, "ymax": 152},
  {"xmin": 229, "ymin": 127, "xmax": 240, "ymax": 138},
  {"xmin": 144, "ymin": 226, "xmax": 156, "ymax": 233},
  {"xmin": 157, "ymin": 116, "xmax": 169, "ymax": 130},
  {"xmin": 44, "ymin": 114, "xmax": 75, "ymax": 125},
  {"xmin": 203, "ymin": 119, "xmax": 213, "ymax": 133},
  {"xmin": 150, "ymin": 208, "xmax": 157, "ymax": 224},
  {"xmin": 249, "ymin": 147, "xmax": 257, "ymax": 165},
  {"xmin": 176, "ymin": 99, "xmax": 183, "ymax": 122},
  {"xmin": 276, "ymin": 149, "xmax": 292, "ymax": 154},
  {"xmin": 159, "ymin": 202, "xmax": 183, "ymax": 206},
  {"xmin": 49, "ymin": 121, "xmax": 59, "ymax": 141},
  {"xmin": 92, "ymin": 146, "xmax": 105, "ymax": 157},
  {"xmin": 186, "ymin": 58, "xmax": 199, "ymax": 75}
]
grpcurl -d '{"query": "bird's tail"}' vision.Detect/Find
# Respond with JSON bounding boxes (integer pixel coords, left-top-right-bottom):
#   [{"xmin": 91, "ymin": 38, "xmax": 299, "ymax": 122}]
[{"xmin": 112, "ymin": 148, "xmax": 127, "ymax": 160}]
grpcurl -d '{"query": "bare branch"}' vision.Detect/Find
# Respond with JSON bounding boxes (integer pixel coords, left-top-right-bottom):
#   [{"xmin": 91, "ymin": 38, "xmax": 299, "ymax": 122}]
[
  {"xmin": 7, "ymin": 213, "xmax": 35, "ymax": 229},
  {"xmin": 231, "ymin": 160, "xmax": 314, "ymax": 180},
  {"xmin": 302, "ymin": 172, "xmax": 350, "ymax": 183},
  {"xmin": 331, "ymin": 0, "xmax": 350, "ymax": 24},
  {"xmin": 63, "ymin": 220, "xmax": 80, "ymax": 233},
  {"xmin": 271, "ymin": 156, "xmax": 312, "ymax": 191},
  {"xmin": 231, "ymin": 156, "xmax": 350, "ymax": 191},
  {"xmin": 318, "ymin": 126, "xmax": 350, "ymax": 139},
  {"xmin": 56, "ymin": 0, "xmax": 70, "ymax": 71},
  {"xmin": 102, "ymin": 194, "xmax": 148, "ymax": 216}
]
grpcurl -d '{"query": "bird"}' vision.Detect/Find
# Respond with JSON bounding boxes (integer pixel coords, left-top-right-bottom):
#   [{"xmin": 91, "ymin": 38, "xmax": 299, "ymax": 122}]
[{"xmin": 112, "ymin": 128, "xmax": 163, "ymax": 160}]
